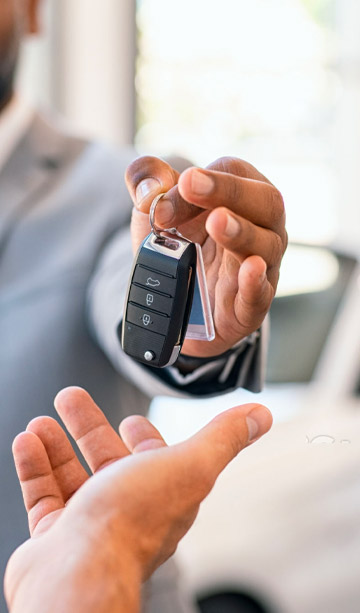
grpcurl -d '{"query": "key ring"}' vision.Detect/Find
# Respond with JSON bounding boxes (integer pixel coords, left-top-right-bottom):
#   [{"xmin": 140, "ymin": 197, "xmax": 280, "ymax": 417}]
[
  {"xmin": 150, "ymin": 193, "xmax": 190, "ymax": 242},
  {"xmin": 149, "ymin": 193, "xmax": 177, "ymax": 238}
]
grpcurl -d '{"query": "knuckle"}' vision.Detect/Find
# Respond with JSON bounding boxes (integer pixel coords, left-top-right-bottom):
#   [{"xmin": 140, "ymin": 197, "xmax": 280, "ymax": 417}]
[
  {"xmin": 268, "ymin": 267, "xmax": 280, "ymax": 292},
  {"xmin": 269, "ymin": 231, "xmax": 284, "ymax": 264},
  {"xmin": 226, "ymin": 176, "xmax": 243, "ymax": 205},
  {"xmin": 268, "ymin": 187, "xmax": 286, "ymax": 227},
  {"xmin": 207, "ymin": 156, "xmax": 251, "ymax": 178},
  {"xmin": 241, "ymin": 220, "xmax": 256, "ymax": 251},
  {"xmin": 207, "ymin": 156, "xmax": 235, "ymax": 173}
]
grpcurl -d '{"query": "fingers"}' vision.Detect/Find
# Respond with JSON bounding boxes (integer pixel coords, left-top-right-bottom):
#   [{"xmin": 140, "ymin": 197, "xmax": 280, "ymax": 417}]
[
  {"xmin": 148, "ymin": 156, "xmax": 284, "ymax": 237},
  {"xmin": 126, "ymin": 154, "xmax": 285, "ymax": 230},
  {"xmin": 205, "ymin": 207, "xmax": 284, "ymax": 285},
  {"xmin": 179, "ymin": 403, "xmax": 272, "ymax": 498},
  {"xmin": 235, "ymin": 256, "xmax": 275, "ymax": 330},
  {"xmin": 12, "ymin": 431, "xmax": 64, "ymax": 535},
  {"xmin": 125, "ymin": 156, "xmax": 180, "ymax": 213},
  {"xmin": 177, "ymin": 167, "xmax": 286, "ymax": 235},
  {"xmin": 54, "ymin": 387, "xmax": 130, "ymax": 473},
  {"xmin": 119, "ymin": 416, "xmax": 167, "ymax": 453},
  {"xmin": 209, "ymin": 255, "xmax": 273, "ymax": 339},
  {"xmin": 126, "ymin": 155, "xmax": 286, "ymax": 253},
  {"xmin": 26, "ymin": 416, "xmax": 89, "ymax": 503}
]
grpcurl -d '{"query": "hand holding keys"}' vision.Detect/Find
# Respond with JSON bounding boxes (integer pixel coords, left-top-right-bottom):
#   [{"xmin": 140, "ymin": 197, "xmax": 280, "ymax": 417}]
[{"xmin": 120, "ymin": 194, "xmax": 198, "ymax": 367}]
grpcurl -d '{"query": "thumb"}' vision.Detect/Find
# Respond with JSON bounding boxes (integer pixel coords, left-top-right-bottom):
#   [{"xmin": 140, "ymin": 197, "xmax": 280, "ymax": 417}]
[
  {"xmin": 179, "ymin": 403, "xmax": 272, "ymax": 497},
  {"xmin": 125, "ymin": 155, "xmax": 179, "ymax": 213}
]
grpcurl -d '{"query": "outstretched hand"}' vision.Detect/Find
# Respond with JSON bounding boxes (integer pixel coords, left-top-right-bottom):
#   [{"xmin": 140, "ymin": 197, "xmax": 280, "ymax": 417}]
[
  {"xmin": 5, "ymin": 387, "xmax": 272, "ymax": 613},
  {"xmin": 126, "ymin": 156, "xmax": 287, "ymax": 358}
]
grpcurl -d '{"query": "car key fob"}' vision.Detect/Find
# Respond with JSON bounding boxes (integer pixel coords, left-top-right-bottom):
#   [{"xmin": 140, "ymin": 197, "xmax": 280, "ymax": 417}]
[{"xmin": 120, "ymin": 232, "xmax": 197, "ymax": 367}]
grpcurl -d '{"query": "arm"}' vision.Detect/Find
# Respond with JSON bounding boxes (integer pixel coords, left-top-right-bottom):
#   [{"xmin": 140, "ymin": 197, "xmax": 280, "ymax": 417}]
[
  {"xmin": 5, "ymin": 387, "xmax": 272, "ymax": 613},
  {"xmin": 87, "ymin": 155, "xmax": 285, "ymax": 397}
]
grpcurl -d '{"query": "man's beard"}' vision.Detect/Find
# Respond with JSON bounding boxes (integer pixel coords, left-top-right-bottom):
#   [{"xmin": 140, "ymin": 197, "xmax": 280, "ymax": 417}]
[
  {"xmin": 0, "ymin": 36, "xmax": 19, "ymax": 111},
  {"xmin": 0, "ymin": 67, "xmax": 15, "ymax": 110}
]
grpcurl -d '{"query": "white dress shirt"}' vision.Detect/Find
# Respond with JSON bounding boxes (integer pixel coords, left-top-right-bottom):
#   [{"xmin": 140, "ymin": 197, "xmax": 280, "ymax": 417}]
[{"xmin": 0, "ymin": 96, "xmax": 34, "ymax": 175}]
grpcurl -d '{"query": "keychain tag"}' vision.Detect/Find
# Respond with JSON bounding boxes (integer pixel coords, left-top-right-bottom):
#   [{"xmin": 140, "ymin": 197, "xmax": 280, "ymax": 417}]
[
  {"xmin": 146, "ymin": 193, "xmax": 215, "ymax": 343},
  {"xmin": 185, "ymin": 242, "xmax": 215, "ymax": 341}
]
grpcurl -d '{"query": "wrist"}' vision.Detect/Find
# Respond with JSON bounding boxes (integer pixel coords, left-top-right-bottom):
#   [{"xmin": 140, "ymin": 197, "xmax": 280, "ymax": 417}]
[
  {"xmin": 57, "ymin": 528, "xmax": 142, "ymax": 613},
  {"xmin": 7, "ymin": 529, "xmax": 142, "ymax": 613}
]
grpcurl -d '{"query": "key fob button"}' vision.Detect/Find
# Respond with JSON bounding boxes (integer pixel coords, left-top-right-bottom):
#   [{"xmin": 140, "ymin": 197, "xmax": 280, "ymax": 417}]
[
  {"xmin": 132, "ymin": 265, "xmax": 177, "ymax": 296},
  {"xmin": 126, "ymin": 303, "xmax": 170, "ymax": 336},
  {"xmin": 129, "ymin": 285, "xmax": 173, "ymax": 316}
]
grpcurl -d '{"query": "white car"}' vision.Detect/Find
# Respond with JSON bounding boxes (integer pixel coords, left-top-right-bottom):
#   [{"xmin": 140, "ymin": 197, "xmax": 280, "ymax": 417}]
[{"xmin": 150, "ymin": 244, "xmax": 360, "ymax": 613}]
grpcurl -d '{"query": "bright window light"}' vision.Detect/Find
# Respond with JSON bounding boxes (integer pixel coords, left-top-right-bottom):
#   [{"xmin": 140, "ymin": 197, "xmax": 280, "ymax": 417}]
[
  {"xmin": 136, "ymin": 0, "xmax": 338, "ymax": 245},
  {"xmin": 276, "ymin": 245, "xmax": 340, "ymax": 297}
]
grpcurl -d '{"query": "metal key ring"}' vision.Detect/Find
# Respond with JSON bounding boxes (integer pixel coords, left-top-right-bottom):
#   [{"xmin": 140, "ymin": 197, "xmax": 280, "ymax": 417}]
[{"xmin": 150, "ymin": 193, "xmax": 178, "ymax": 238}]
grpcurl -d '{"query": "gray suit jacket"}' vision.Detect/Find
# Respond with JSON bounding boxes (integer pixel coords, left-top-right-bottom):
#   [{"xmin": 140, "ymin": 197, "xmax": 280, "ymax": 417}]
[{"xmin": 0, "ymin": 111, "xmax": 265, "ymax": 612}]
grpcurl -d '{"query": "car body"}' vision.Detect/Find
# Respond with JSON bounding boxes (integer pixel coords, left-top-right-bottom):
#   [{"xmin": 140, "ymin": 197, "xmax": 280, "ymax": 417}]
[{"xmin": 150, "ymin": 244, "xmax": 360, "ymax": 613}]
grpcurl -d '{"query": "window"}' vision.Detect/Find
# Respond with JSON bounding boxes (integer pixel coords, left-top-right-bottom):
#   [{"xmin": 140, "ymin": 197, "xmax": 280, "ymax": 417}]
[
  {"xmin": 267, "ymin": 245, "xmax": 357, "ymax": 383},
  {"xmin": 135, "ymin": 0, "xmax": 340, "ymax": 245}
]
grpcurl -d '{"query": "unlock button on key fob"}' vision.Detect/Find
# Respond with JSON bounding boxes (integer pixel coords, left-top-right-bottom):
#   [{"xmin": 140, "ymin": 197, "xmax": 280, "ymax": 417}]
[
  {"xmin": 126, "ymin": 303, "xmax": 170, "ymax": 336},
  {"xmin": 129, "ymin": 285, "xmax": 173, "ymax": 316}
]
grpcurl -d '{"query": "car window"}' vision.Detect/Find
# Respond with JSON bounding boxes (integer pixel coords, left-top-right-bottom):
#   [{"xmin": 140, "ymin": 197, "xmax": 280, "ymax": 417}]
[
  {"xmin": 355, "ymin": 371, "xmax": 360, "ymax": 396},
  {"xmin": 266, "ymin": 246, "xmax": 357, "ymax": 384}
]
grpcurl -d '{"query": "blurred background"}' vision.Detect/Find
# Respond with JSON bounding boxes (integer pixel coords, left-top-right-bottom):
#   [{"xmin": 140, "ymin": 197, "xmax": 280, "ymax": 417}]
[
  {"xmin": 20, "ymin": 0, "xmax": 360, "ymax": 248},
  {"xmin": 18, "ymin": 1, "xmax": 360, "ymax": 612}
]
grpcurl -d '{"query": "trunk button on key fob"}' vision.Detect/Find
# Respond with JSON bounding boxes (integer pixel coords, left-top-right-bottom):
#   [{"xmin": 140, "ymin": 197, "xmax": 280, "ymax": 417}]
[{"xmin": 132, "ymin": 265, "xmax": 177, "ymax": 296}]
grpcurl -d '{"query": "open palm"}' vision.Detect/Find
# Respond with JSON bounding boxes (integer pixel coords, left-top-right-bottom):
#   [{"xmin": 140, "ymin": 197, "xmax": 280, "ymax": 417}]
[{"xmin": 5, "ymin": 387, "xmax": 272, "ymax": 613}]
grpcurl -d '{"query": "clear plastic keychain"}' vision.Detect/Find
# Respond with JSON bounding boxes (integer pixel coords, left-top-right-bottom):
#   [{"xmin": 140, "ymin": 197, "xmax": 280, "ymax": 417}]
[{"xmin": 150, "ymin": 193, "xmax": 215, "ymax": 342}]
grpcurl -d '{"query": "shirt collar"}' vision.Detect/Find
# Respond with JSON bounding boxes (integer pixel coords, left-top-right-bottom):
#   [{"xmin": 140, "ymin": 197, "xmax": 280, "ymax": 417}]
[{"xmin": 0, "ymin": 95, "xmax": 35, "ymax": 175}]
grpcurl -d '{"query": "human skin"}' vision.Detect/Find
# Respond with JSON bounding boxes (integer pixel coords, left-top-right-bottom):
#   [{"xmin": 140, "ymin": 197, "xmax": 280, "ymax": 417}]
[
  {"xmin": 4, "ymin": 387, "xmax": 272, "ymax": 613},
  {"xmin": 0, "ymin": 0, "xmax": 41, "ymax": 111},
  {"xmin": 126, "ymin": 155, "xmax": 287, "ymax": 358}
]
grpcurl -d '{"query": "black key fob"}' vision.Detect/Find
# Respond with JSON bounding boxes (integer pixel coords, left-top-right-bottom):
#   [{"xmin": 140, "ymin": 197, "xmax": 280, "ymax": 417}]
[{"xmin": 120, "ymin": 232, "xmax": 197, "ymax": 367}]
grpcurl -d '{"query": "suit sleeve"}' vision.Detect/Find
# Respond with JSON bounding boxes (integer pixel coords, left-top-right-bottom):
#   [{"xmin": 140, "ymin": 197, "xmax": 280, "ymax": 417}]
[{"xmin": 86, "ymin": 223, "xmax": 268, "ymax": 399}]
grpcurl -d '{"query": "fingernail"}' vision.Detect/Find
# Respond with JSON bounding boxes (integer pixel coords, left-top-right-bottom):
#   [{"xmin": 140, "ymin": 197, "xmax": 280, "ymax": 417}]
[
  {"xmin": 156, "ymin": 198, "xmax": 175, "ymax": 226},
  {"xmin": 246, "ymin": 405, "xmax": 271, "ymax": 442},
  {"xmin": 191, "ymin": 169, "xmax": 214, "ymax": 195},
  {"xmin": 135, "ymin": 178, "xmax": 161, "ymax": 209},
  {"xmin": 225, "ymin": 214, "xmax": 240, "ymax": 238}
]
